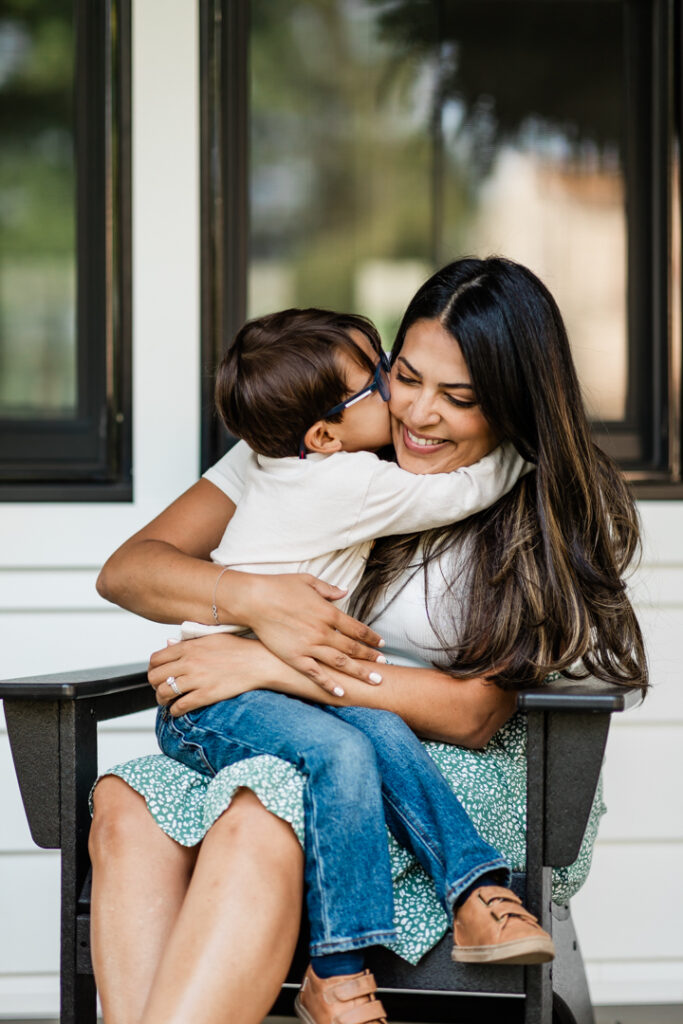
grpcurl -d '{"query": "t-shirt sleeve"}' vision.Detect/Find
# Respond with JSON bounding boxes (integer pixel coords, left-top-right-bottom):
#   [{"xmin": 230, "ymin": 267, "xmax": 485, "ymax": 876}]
[
  {"xmin": 348, "ymin": 441, "xmax": 532, "ymax": 543},
  {"xmin": 202, "ymin": 440, "xmax": 255, "ymax": 504}
]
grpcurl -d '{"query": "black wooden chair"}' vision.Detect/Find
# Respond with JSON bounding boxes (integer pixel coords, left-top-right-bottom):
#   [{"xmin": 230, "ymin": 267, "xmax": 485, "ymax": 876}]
[{"xmin": 0, "ymin": 665, "xmax": 640, "ymax": 1024}]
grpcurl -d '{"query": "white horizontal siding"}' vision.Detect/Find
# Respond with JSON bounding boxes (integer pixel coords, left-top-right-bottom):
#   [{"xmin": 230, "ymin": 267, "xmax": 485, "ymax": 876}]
[
  {"xmin": 0, "ymin": 853, "xmax": 60, "ymax": 975},
  {"xmin": 0, "ymin": 974, "xmax": 60, "ymax": 1019},
  {"xmin": 0, "ymin": 608, "xmax": 170, "ymax": 680},
  {"xmin": 573, "ymin": 843, "xmax": 683, "ymax": 1004},
  {"xmin": 0, "ymin": 0, "xmax": 200, "ymax": 1015},
  {"xmin": 573, "ymin": 843, "xmax": 683, "ymax": 960},
  {"xmin": 569, "ymin": 501, "xmax": 683, "ymax": 1004},
  {"xmin": 599, "ymin": 724, "xmax": 683, "ymax": 840}
]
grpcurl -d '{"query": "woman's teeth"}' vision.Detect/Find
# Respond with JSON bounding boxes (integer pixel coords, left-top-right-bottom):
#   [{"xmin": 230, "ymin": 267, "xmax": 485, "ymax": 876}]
[{"xmin": 406, "ymin": 428, "xmax": 443, "ymax": 447}]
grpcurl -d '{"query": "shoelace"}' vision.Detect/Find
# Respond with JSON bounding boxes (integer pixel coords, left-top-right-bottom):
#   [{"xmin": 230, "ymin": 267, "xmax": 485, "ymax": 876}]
[{"xmin": 478, "ymin": 891, "xmax": 541, "ymax": 930}]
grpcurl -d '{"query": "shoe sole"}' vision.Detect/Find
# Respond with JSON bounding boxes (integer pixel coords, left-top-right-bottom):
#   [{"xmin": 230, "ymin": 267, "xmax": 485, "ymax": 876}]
[
  {"xmin": 294, "ymin": 994, "xmax": 317, "ymax": 1024},
  {"xmin": 451, "ymin": 936, "xmax": 556, "ymax": 965}
]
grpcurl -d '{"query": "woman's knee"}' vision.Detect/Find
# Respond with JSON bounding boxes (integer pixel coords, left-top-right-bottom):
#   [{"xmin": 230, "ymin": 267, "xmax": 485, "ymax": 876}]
[
  {"xmin": 207, "ymin": 788, "xmax": 304, "ymax": 871},
  {"xmin": 213, "ymin": 788, "xmax": 297, "ymax": 845},
  {"xmin": 89, "ymin": 776, "xmax": 154, "ymax": 862}
]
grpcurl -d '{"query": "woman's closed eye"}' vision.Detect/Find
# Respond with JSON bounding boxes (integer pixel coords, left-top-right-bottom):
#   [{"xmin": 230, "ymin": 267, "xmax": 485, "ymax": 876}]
[
  {"xmin": 395, "ymin": 372, "xmax": 477, "ymax": 409},
  {"xmin": 444, "ymin": 393, "xmax": 477, "ymax": 409},
  {"xmin": 395, "ymin": 371, "xmax": 419, "ymax": 387}
]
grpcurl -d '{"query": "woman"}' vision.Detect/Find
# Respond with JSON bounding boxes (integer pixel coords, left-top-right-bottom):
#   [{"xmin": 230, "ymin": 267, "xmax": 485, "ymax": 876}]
[{"xmin": 91, "ymin": 257, "xmax": 646, "ymax": 1024}]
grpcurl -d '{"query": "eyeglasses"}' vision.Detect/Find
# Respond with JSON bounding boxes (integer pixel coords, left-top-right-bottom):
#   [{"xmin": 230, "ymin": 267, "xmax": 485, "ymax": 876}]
[{"xmin": 299, "ymin": 350, "xmax": 392, "ymax": 458}]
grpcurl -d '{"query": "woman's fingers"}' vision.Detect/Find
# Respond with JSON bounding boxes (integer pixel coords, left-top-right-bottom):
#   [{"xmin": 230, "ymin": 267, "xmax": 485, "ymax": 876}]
[
  {"xmin": 167, "ymin": 692, "xmax": 197, "ymax": 717},
  {"xmin": 307, "ymin": 578, "xmax": 348, "ymax": 601},
  {"xmin": 243, "ymin": 574, "xmax": 386, "ymax": 673},
  {"xmin": 295, "ymin": 658, "xmax": 347, "ymax": 697},
  {"xmin": 326, "ymin": 630, "xmax": 385, "ymax": 663},
  {"xmin": 326, "ymin": 604, "xmax": 385, "ymax": 653},
  {"xmin": 148, "ymin": 646, "xmax": 186, "ymax": 704},
  {"xmin": 309, "ymin": 647, "xmax": 385, "ymax": 686},
  {"xmin": 149, "ymin": 672, "xmax": 182, "ymax": 706},
  {"xmin": 148, "ymin": 642, "xmax": 182, "ymax": 671}
]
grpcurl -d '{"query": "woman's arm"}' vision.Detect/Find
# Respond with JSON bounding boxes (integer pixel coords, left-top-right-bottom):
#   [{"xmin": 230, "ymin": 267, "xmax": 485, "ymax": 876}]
[
  {"xmin": 97, "ymin": 479, "xmax": 385, "ymax": 692},
  {"xmin": 148, "ymin": 633, "xmax": 517, "ymax": 749},
  {"xmin": 97, "ymin": 480, "xmax": 237, "ymax": 624}
]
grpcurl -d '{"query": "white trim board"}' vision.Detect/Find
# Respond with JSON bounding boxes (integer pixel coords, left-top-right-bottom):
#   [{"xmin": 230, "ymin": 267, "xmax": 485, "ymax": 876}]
[
  {"xmin": 1, "ymin": 964, "xmax": 682, "ymax": 1018},
  {"xmin": 587, "ymin": 960, "xmax": 683, "ymax": 1006}
]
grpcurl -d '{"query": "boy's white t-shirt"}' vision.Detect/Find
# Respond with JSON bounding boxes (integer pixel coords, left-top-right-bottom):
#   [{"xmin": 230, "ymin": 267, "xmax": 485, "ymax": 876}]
[{"xmin": 182, "ymin": 441, "xmax": 528, "ymax": 637}]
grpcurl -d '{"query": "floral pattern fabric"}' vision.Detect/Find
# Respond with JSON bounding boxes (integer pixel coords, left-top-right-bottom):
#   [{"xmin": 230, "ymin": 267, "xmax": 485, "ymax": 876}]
[{"xmin": 95, "ymin": 709, "xmax": 604, "ymax": 965}]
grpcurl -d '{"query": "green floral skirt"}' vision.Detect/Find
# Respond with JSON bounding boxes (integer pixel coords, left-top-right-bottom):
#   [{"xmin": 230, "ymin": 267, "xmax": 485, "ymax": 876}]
[{"xmin": 97, "ymin": 709, "xmax": 604, "ymax": 965}]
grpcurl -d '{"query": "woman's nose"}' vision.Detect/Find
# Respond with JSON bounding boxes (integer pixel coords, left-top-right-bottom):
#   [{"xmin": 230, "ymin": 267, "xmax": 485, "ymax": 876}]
[{"xmin": 408, "ymin": 390, "xmax": 440, "ymax": 427}]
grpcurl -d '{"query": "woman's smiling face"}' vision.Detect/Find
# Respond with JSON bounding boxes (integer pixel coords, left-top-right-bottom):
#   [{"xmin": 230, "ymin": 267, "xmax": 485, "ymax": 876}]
[{"xmin": 389, "ymin": 318, "xmax": 499, "ymax": 474}]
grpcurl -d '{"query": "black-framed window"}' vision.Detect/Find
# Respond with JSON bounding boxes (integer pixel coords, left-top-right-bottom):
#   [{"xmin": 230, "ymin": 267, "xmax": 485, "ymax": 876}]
[
  {"xmin": 201, "ymin": 0, "xmax": 682, "ymax": 497},
  {"xmin": 0, "ymin": 0, "xmax": 131, "ymax": 501}
]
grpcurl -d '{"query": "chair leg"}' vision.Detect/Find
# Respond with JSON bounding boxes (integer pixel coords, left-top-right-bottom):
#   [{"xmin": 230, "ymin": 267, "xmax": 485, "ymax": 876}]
[
  {"xmin": 525, "ymin": 712, "xmax": 553, "ymax": 1024},
  {"xmin": 550, "ymin": 904, "xmax": 595, "ymax": 1024},
  {"xmin": 525, "ymin": 962, "xmax": 553, "ymax": 1024},
  {"xmin": 59, "ymin": 699, "xmax": 98, "ymax": 1023},
  {"xmin": 61, "ymin": 971, "xmax": 97, "ymax": 1024}
]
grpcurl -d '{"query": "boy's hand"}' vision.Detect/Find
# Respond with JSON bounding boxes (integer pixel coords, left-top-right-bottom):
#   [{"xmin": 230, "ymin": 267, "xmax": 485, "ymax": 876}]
[{"xmin": 238, "ymin": 573, "xmax": 386, "ymax": 696}]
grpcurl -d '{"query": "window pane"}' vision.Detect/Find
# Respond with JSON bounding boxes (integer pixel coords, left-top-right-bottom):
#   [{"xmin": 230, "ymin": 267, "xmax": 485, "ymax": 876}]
[
  {"xmin": 435, "ymin": 1, "xmax": 627, "ymax": 424},
  {"xmin": 0, "ymin": 2, "xmax": 76, "ymax": 419},
  {"xmin": 249, "ymin": 0, "xmax": 434, "ymax": 344},
  {"xmin": 248, "ymin": 0, "xmax": 628, "ymax": 425}
]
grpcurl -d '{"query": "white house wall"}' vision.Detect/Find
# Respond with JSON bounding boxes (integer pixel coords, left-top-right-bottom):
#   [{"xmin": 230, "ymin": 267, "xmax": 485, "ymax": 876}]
[
  {"xmin": 571, "ymin": 502, "xmax": 683, "ymax": 1005},
  {"xmin": 0, "ymin": 0, "xmax": 200, "ymax": 1015},
  {"xmin": 0, "ymin": 0, "xmax": 681, "ymax": 1015}
]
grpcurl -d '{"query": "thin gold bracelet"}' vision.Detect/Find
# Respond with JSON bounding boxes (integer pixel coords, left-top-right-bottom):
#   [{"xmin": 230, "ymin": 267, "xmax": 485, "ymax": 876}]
[{"xmin": 211, "ymin": 566, "xmax": 231, "ymax": 625}]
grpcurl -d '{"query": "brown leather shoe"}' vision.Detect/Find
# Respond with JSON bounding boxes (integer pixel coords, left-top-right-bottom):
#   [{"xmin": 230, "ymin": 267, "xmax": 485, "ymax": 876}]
[
  {"xmin": 451, "ymin": 885, "xmax": 555, "ymax": 964},
  {"xmin": 294, "ymin": 964, "xmax": 388, "ymax": 1024}
]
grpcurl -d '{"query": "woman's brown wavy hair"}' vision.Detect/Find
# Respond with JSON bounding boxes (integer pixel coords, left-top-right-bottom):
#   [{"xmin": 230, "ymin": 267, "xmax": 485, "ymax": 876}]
[{"xmin": 352, "ymin": 257, "xmax": 648, "ymax": 694}]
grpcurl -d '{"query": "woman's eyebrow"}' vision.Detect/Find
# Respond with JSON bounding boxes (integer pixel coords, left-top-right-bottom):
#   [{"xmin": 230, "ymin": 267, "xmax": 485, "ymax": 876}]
[{"xmin": 397, "ymin": 355, "xmax": 474, "ymax": 390}]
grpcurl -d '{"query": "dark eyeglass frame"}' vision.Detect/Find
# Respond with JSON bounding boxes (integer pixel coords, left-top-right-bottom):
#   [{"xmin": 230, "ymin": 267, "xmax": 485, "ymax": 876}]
[{"xmin": 299, "ymin": 350, "xmax": 392, "ymax": 459}]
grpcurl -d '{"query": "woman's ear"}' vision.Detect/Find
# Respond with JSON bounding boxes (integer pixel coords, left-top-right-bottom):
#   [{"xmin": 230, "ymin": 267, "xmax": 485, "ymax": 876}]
[{"xmin": 303, "ymin": 420, "xmax": 343, "ymax": 455}]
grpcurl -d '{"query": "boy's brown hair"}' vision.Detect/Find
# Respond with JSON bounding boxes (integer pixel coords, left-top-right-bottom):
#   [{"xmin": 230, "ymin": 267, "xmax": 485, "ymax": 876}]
[{"xmin": 215, "ymin": 308, "xmax": 383, "ymax": 458}]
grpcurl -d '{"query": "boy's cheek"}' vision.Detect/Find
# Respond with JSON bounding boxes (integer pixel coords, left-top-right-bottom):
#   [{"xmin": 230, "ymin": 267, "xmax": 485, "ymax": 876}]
[{"xmin": 377, "ymin": 407, "xmax": 393, "ymax": 447}]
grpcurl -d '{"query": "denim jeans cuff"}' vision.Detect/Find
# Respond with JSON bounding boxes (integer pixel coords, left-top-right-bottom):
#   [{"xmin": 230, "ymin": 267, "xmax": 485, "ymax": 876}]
[
  {"xmin": 309, "ymin": 928, "xmax": 398, "ymax": 957},
  {"xmin": 445, "ymin": 857, "xmax": 512, "ymax": 916}
]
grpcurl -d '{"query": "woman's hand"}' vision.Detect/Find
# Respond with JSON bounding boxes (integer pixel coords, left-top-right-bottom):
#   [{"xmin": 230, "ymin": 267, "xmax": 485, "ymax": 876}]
[
  {"xmin": 235, "ymin": 572, "xmax": 387, "ymax": 695},
  {"xmin": 148, "ymin": 632, "xmax": 516, "ymax": 746},
  {"xmin": 98, "ymin": 475, "xmax": 385, "ymax": 695},
  {"xmin": 148, "ymin": 634, "xmax": 276, "ymax": 716}
]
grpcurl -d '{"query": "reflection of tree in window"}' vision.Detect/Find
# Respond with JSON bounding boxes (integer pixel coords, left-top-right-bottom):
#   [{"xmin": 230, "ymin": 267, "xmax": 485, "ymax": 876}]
[
  {"xmin": 0, "ymin": 0, "xmax": 76, "ymax": 418},
  {"xmin": 371, "ymin": 0, "xmax": 627, "ymax": 423},
  {"xmin": 249, "ymin": 0, "xmax": 435, "ymax": 342},
  {"xmin": 249, "ymin": 0, "xmax": 628, "ymax": 424}
]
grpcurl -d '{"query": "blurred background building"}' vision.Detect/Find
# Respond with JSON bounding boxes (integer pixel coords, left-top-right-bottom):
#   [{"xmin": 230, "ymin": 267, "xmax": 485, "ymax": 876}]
[{"xmin": 1, "ymin": 0, "xmax": 681, "ymax": 1016}]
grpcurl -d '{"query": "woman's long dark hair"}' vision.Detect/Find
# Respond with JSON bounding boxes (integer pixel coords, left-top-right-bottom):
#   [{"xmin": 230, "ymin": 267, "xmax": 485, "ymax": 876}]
[{"xmin": 352, "ymin": 257, "xmax": 648, "ymax": 693}]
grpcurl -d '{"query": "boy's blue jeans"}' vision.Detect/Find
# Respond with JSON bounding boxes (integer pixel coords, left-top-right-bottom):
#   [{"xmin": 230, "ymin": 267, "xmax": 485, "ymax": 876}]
[{"xmin": 156, "ymin": 692, "xmax": 510, "ymax": 956}]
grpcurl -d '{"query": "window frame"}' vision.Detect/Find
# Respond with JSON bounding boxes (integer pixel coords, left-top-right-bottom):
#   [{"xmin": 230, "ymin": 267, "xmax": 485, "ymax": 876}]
[
  {"xmin": 200, "ymin": 0, "xmax": 248, "ymax": 471},
  {"xmin": 200, "ymin": 0, "xmax": 683, "ymax": 497},
  {"xmin": 0, "ymin": 0, "xmax": 132, "ymax": 501}
]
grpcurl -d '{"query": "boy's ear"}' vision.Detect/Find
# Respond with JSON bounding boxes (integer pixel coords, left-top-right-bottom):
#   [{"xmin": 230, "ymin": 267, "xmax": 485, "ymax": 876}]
[{"xmin": 303, "ymin": 420, "xmax": 343, "ymax": 455}]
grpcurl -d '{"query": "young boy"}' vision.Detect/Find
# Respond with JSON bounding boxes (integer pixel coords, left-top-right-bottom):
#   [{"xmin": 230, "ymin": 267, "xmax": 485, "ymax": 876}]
[
  {"xmin": 157, "ymin": 308, "xmax": 553, "ymax": 1024},
  {"xmin": 180, "ymin": 307, "xmax": 524, "ymax": 636}
]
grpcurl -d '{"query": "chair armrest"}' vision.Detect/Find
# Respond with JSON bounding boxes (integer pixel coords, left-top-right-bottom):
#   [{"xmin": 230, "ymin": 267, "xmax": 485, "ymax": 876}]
[
  {"xmin": 520, "ymin": 675, "xmax": 642, "ymax": 869},
  {"xmin": 0, "ymin": 662, "xmax": 150, "ymax": 701},
  {"xmin": 1, "ymin": 665, "xmax": 156, "ymax": 848},
  {"xmin": 517, "ymin": 676, "xmax": 642, "ymax": 713}
]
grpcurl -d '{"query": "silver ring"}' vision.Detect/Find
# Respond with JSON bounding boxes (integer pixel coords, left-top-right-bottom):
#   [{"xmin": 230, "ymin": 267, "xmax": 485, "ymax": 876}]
[{"xmin": 166, "ymin": 675, "xmax": 182, "ymax": 697}]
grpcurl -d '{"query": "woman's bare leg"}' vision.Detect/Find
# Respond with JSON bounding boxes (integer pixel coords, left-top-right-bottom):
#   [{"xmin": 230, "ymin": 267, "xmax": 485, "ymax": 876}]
[
  {"xmin": 139, "ymin": 787, "xmax": 304, "ymax": 1024},
  {"xmin": 89, "ymin": 776, "xmax": 198, "ymax": 1024}
]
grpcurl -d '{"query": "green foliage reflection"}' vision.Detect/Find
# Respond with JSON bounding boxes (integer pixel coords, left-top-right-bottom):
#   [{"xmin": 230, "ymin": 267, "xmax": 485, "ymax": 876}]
[{"xmin": 0, "ymin": 0, "xmax": 76, "ymax": 416}]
